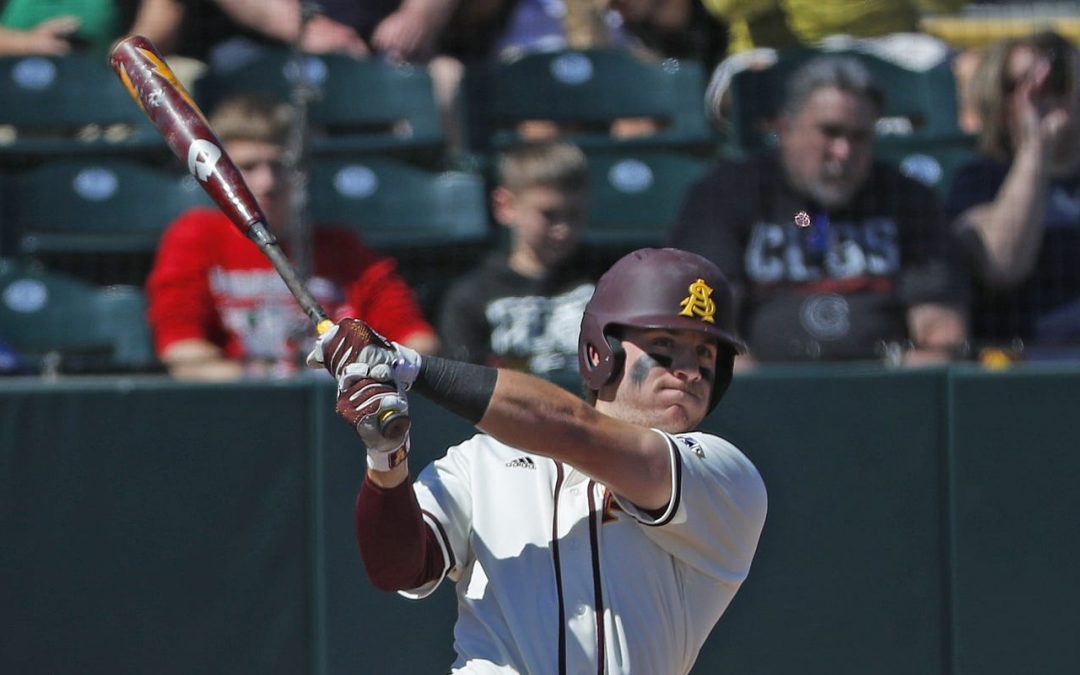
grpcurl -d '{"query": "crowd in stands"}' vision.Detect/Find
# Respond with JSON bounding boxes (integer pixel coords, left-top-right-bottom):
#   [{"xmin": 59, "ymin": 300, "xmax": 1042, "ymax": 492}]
[{"xmin": 1, "ymin": 0, "xmax": 1079, "ymax": 377}]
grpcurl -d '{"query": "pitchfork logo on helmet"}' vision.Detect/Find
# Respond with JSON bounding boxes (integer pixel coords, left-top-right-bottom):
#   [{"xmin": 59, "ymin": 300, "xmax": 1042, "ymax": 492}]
[{"xmin": 678, "ymin": 279, "xmax": 716, "ymax": 324}]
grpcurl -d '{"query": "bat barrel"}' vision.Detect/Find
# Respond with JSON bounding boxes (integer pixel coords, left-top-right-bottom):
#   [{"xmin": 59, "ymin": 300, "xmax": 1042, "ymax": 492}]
[{"xmin": 109, "ymin": 35, "xmax": 265, "ymax": 236}]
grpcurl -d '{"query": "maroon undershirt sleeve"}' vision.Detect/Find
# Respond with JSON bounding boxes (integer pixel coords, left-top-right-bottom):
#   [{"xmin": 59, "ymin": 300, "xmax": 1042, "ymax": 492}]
[{"xmin": 355, "ymin": 474, "xmax": 445, "ymax": 592}]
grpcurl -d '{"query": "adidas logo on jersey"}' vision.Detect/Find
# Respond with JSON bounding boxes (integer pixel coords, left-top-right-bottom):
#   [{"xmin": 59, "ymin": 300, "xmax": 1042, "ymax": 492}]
[
  {"xmin": 680, "ymin": 436, "xmax": 706, "ymax": 458},
  {"xmin": 505, "ymin": 456, "xmax": 536, "ymax": 470}
]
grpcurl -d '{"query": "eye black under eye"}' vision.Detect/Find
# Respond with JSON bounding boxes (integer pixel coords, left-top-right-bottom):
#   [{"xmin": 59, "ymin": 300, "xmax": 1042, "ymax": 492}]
[{"xmin": 647, "ymin": 352, "xmax": 673, "ymax": 368}]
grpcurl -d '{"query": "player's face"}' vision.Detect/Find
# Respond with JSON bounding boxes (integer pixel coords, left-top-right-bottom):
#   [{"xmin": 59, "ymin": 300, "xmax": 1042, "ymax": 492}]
[
  {"xmin": 226, "ymin": 139, "xmax": 291, "ymax": 233},
  {"xmin": 497, "ymin": 185, "xmax": 588, "ymax": 267},
  {"xmin": 600, "ymin": 327, "xmax": 717, "ymax": 433},
  {"xmin": 779, "ymin": 86, "xmax": 876, "ymax": 208}
]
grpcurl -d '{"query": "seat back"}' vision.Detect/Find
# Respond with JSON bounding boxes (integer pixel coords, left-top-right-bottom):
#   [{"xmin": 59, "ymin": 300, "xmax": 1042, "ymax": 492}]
[
  {"xmin": 0, "ymin": 54, "xmax": 165, "ymax": 163},
  {"xmin": 585, "ymin": 151, "xmax": 708, "ymax": 249},
  {"xmin": 0, "ymin": 258, "xmax": 156, "ymax": 373},
  {"xmin": 307, "ymin": 156, "xmax": 493, "ymax": 317},
  {"xmin": 307, "ymin": 156, "xmax": 490, "ymax": 250},
  {"xmin": 874, "ymin": 138, "xmax": 979, "ymax": 198},
  {"xmin": 726, "ymin": 47, "xmax": 966, "ymax": 156},
  {"xmin": 11, "ymin": 158, "xmax": 212, "ymax": 255},
  {"xmin": 463, "ymin": 49, "xmax": 716, "ymax": 156},
  {"xmin": 193, "ymin": 49, "xmax": 445, "ymax": 161}
]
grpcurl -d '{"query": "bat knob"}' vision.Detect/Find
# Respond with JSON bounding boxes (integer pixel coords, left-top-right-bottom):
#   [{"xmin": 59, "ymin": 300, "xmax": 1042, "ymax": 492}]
[{"xmin": 377, "ymin": 409, "xmax": 411, "ymax": 445}]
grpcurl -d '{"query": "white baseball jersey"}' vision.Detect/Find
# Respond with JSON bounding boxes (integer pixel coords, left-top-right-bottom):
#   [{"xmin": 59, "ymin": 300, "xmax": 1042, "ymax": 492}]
[{"xmin": 404, "ymin": 429, "xmax": 768, "ymax": 674}]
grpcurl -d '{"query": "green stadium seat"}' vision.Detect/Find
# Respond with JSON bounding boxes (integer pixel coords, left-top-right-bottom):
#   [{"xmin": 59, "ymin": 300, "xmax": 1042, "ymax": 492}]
[
  {"xmin": 585, "ymin": 150, "xmax": 709, "ymax": 249},
  {"xmin": 193, "ymin": 49, "xmax": 445, "ymax": 162},
  {"xmin": 0, "ymin": 258, "xmax": 156, "ymax": 373},
  {"xmin": 11, "ymin": 157, "xmax": 212, "ymax": 256},
  {"xmin": 307, "ymin": 156, "xmax": 491, "ymax": 250},
  {"xmin": 874, "ymin": 138, "xmax": 979, "ymax": 198},
  {"xmin": 725, "ymin": 47, "xmax": 968, "ymax": 156},
  {"xmin": 307, "ymin": 155, "xmax": 493, "ymax": 317},
  {"xmin": 0, "ymin": 54, "xmax": 166, "ymax": 165},
  {"xmin": 462, "ymin": 49, "xmax": 717, "ymax": 157}
]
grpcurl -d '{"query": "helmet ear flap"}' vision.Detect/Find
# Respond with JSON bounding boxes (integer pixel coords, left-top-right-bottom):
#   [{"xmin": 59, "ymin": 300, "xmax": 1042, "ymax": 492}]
[
  {"xmin": 604, "ymin": 334, "xmax": 625, "ymax": 384},
  {"xmin": 709, "ymin": 348, "xmax": 736, "ymax": 412}
]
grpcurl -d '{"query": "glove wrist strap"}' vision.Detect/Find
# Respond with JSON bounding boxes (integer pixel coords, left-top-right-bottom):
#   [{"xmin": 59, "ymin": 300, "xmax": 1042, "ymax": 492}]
[{"xmin": 366, "ymin": 436, "xmax": 410, "ymax": 472}]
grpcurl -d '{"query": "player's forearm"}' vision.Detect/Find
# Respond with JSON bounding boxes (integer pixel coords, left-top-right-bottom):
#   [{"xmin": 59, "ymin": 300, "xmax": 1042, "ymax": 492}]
[
  {"xmin": 355, "ymin": 473, "xmax": 441, "ymax": 592},
  {"xmin": 483, "ymin": 370, "xmax": 673, "ymax": 509},
  {"xmin": 408, "ymin": 358, "xmax": 670, "ymax": 508}
]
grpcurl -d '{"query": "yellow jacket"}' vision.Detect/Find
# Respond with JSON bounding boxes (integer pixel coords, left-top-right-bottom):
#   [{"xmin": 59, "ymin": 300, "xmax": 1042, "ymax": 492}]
[{"xmin": 704, "ymin": 0, "xmax": 967, "ymax": 54}]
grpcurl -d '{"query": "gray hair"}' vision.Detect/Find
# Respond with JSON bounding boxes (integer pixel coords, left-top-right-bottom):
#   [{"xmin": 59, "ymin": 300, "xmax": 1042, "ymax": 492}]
[{"xmin": 781, "ymin": 55, "xmax": 885, "ymax": 117}]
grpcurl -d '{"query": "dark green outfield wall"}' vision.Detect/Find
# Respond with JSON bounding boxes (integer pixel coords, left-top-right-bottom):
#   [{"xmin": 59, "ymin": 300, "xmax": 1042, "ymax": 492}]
[{"xmin": 1, "ymin": 365, "xmax": 1077, "ymax": 674}]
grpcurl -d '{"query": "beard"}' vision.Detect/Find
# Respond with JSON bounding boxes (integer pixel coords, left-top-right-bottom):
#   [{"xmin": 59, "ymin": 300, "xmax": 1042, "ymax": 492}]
[{"xmin": 802, "ymin": 160, "xmax": 863, "ymax": 208}]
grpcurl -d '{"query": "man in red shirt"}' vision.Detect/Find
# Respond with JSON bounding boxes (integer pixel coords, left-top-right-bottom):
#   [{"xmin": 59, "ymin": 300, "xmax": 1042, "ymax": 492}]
[{"xmin": 146, "ymin": 94, "xmax": 439, "ymax": 380}]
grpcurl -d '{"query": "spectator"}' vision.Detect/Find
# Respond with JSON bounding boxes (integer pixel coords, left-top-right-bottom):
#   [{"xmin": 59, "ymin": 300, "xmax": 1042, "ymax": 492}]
[
  {"xmin": 671, "ymin": 54, "xmax": 969, "ymax": 367},
  {"xmin": 612, "ymin": 0, "xmax": 728, "ymax": 71},
  {"xmin": 946, "ymin": 31, "xmax": 1080, "ymax": 351},
  {"xmin": 0, "ymin": 0, "xmax": 183, "ymax": 58},
  {"xmin": 198, "ymin": 0, "xmax": 466, "ymax": 149},
  {"xmin": 438, "ymin": 140, "xmax": 596, "ymax": 377},
  {"xmin": 146, "ymin": 94, "xmax": 438, "ymax": 381}
]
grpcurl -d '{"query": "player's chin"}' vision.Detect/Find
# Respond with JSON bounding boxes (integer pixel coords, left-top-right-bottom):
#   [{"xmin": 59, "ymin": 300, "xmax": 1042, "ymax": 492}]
[
  {"xmin": 653, "ymin": 406, "xmax": 701, "ymax": 434},
  {"xmin": 654, "ymin": 393, "xmax": 706, "ymax": 432}
]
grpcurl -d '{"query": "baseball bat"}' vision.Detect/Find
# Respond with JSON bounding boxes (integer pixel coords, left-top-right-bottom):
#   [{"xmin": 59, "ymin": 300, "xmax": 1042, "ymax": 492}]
[{"xmin": 110, "ymin": 35, "xmax": 409, "ymax": 443}]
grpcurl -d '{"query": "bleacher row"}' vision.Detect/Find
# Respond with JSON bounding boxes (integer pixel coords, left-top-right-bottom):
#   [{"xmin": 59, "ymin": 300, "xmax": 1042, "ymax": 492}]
[{"xmin": 0, "ymin": 45, "xmax": 977, "ymax": 374}]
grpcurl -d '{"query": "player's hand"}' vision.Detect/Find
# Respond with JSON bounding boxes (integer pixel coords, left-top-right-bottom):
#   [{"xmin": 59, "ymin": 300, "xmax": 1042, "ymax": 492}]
[
  {"xmin": 338, "ymin": 376, "xmax": 411, "ymax": 471},
  {"xmin": 306, "ymin": 318, "xmax": 422, "ymax": 390}
]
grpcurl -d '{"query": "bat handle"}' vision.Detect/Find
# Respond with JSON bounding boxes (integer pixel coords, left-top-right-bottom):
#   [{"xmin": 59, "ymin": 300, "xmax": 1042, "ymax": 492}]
[
  {"xmin": 250, "ymin": 220, "xmax": 411, "ymax": 441},
  {"xmin": 246, "ymin": 221, "xmax": 332, "ymax": 332}
]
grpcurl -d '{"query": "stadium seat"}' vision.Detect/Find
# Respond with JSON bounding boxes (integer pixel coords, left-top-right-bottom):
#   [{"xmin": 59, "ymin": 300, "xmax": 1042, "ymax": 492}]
[
  {"xmin": 462, "ymin": 49, "xmax": 717, "ymax": 157},
  {"xmin": 307, "ymin": 155, "xmax": 493, "ymax": 317},
  {"xmin": 10, "ymin": 157, "xmax": 212, "ymax": 256},
  {"xmin": 725, "ymin": 47, "xmax": 969, "ymax": 156},
  {"xmin": 584, "ymin": 150, "xmax": 709, "ymax": 249},
  {"xmin": 307, "ymin": 156, "xmax": 490, "ymax": 250},
  {"xmin": 193, "ymin": 49, "xmax": 445, "ymax": 162},
  {"xmin": 874, "ymin": 138, "xmax": 979, "ymax": 198},
  {"xmin": 0, "ymin": 258, "xmax": 156, "ymax": 374},
  {"xmin": 0, "ymin": 54, "xmax": 165, "ymax": 165}
]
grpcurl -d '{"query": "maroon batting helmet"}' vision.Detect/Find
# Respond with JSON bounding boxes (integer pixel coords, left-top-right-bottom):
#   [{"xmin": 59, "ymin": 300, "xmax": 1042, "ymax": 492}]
[{"xmin": 578, "ymin": 248, "xmax": 744, "ymax": 412}]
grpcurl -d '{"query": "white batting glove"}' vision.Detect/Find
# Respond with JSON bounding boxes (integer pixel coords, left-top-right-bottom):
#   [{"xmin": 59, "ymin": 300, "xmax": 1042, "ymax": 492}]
[
  {"xmin": 306, "ymin": 318, "xmax": 422, "ymax": 391},
  {"xmin": 337, "ymin": 376, "xmax": 412, "ymax": 471},
  {"xmin": 338, "ymin": 343, "xmax": 421, "ymax": 391}
]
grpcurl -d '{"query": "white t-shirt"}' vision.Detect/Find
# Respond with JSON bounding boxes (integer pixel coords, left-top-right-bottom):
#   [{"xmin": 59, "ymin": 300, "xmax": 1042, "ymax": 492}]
[{"xmin": 405, "ymin": 429, "xmax": 768, "ymax": 675}]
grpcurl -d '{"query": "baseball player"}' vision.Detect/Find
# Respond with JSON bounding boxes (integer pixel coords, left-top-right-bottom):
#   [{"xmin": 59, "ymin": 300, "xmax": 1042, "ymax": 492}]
[{"xmin": 308, "ymin": 248, "xmax": 768, "ymax": 674}]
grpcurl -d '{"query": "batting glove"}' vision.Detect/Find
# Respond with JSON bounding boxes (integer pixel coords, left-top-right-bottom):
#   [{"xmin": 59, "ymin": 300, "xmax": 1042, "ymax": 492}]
[
  {"xmin": 306, "ymin": 318, "xmax": 422, "ymax": 391},
  {"xmin": 337, "ymin": 376, "xmax": 411, "ymax": 471}
]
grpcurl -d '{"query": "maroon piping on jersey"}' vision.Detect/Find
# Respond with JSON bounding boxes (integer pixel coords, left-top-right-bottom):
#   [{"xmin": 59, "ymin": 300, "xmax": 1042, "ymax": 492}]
[
  {"xmin": 422, "ymin": 509, "xmax": 456, "ymax": 573},
  {"xmin": 587, "ymin": 481, "xmax": 607, "ymax": 675},
  {"xmin": 642, "ymin": 436, "xmax": 683, "ymax": 528},
  {"xmin": 552, "ymin": 464, "xmax": 568, "ymax": 675}
]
